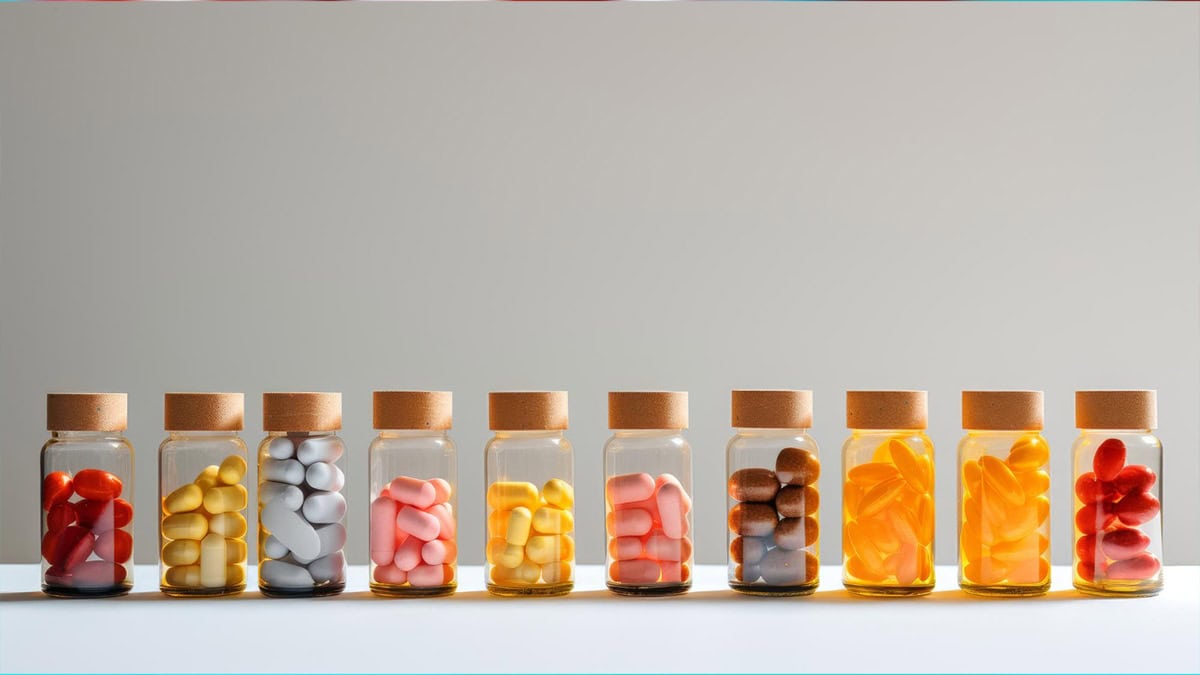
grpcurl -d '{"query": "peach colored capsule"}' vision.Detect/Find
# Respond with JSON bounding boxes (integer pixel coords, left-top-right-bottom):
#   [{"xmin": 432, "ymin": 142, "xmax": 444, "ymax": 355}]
[
  {"xmin": 606, "ymin": 508, "xmax": 653, "ymax": 537},
  {"xmin": 422, "ymin": 539, "xmax": 457, "ymax": 566},
  {"xmin": 369, "ymin": 496, "xmax": 398, "ymax": 565},
  {"xmin": 394, "ymin": 536, "xmax": 423, "ymax": 572},
  {"xmin": 429, "ymin": 478, "xmax": 452, "ymax": 505},
  {"xmin": 605, "ymin": 473, "xmax": 655, "ymax": 506},
  {"xmin": 655, "ymin": 481, "xmax": 688, "ymax": 539},
  {"xmin": 429, "ymin": 502, "xmax": 455, "ymax": 540},
  {"xmin": 396, "ymin": 505, "xmax": 440, "ymax": 542},
  {"xmin": 389, "ymin": 477, "xmax": 436, "ymax": 509},
  {"xmin": 409, "ymin": 563, "xmax": 453, "ymax": 587},
  {"xmin": 374, "ymin": 564, "xmax": 408, "ymax": 585},
  {"xmin": 610, "ymin": 559, "xmax": 660, "ymax": 585},
  {"xmin": 645, "ymin": 533, "xmax": 690, "ymax": 561},
  {"xmin": 609, "ymin": 536, "xmax": 644, "ymax": 561}
]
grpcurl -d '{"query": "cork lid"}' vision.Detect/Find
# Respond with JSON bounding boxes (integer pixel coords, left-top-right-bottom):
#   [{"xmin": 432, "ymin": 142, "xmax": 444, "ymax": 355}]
[
  {"xmin": 488, "ymin": 391, "xmax": 568, "ymax": 431},
  {"xmin": 1076, "ymin": 390, "xmax": 1157, "ymax": 430},
  {"xmin": 47, "ymin": 393, "xmax": 128, "ymax": 432},
  {"xmin": 373, "ymin": 391, "xmax": 452, "ymax": 430},
  {"xmin": 962, "ymin": 391, "xmax": 1043, "ymax": 430},
  {"xmin": 731, "ymin": 390, "xmax": 813, "ymax": 429},
  {"xmin": 846, "ymin": 390, "xmax": 927, "ymax": 430},
  {"xmin": 608, "ymin": 391, "xmax": 688, "ymax": 429},
  {"xmin": 164, "ymin": 393, "xmax": 245, "ymax": 431},
  {"xmin": 262, "ymin": 392, "xmax": 342, "ymax": 432}
]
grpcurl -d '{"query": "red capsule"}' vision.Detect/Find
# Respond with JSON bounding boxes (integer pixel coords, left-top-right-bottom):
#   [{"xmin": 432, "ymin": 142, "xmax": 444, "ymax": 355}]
[
  {"xmin": 72, "ymin": 469, "xmax": 123, "ymax": 501},
  {"xmin": 75, "ymin": 498, "xmax": 132, "ymax": 532},
  {"xmin": 1074, "ymin": 472, "xmax": 1116, "ymax": 504},
  {"xmin": 41, "ymin": 472, "xmax": 73, "ymax": 511},
  {"xmin": 1076, "ymin": 560, "xmax": 1098, "ymax": 582},
  {"xmin": 1106, "ymin": 553, "xmax": 1160, "ymax": 580},
  {"xmin": 1075, "ymin": 534, "xmax": 1097, "ymax": 566},
  {"xmin": 1100, "ymin": 527, "xmax": 1151, "ymax": 561},
  {"xmin": 68, "ymin": 560, "xmax": 127, "ymax": 588},
  {"xmin": 46, "ymin": 502, "xmax": 76, "ymax": 532},
  {"xmin": 1113, "ymin": 464, "xmax": 1156, "ymax": 496},
  {"xmin": 94, "ymin": 529, "xmax": 132, "ymax": 564},
  {"xmin": 43, "ymin": 525, "xmax": 95, "ymax": 569},
  {"xmin": 1075, "ymin": 501, "xmax": 1116, "ymax": 535},
  {"xmin": 1093, "ymin": 439, "xmax": 1126, "ymax": 482},
  {"xmin": 1115, "ymin": 490, "xmax": 1160, "ymax": 526}
]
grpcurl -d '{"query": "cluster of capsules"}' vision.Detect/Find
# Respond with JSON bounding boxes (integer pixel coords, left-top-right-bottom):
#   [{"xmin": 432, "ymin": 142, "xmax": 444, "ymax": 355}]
[
  {"xmin": 41, "ymin": 469, "xmax": 133, "ymax": 591},
  {"xmin": 160, "ymin": 455, "xmax": 249, "ymax": 591},
  {"xmin": 1075, "ymin": 438, "xmax": 1161, "ymax": 584},
  {"xmin": 370, "ymin": 476, "xmax": 456, "ymax": 590},
  {"xmin": 605, "ymin": 473, "xmax": 693, "ymax": 587},
  {"xmin": 728, "ymin": 447, "xmax": 821, "ymax": 588},
  {"xmin": 486, "ymin": 480, "xmax": 575, "ymax": 588}
]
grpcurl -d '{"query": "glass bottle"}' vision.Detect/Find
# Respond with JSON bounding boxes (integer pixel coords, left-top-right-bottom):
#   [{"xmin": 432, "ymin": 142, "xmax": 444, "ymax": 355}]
[
  {"xmin": 842, "ymin": 390, "xmax": 935, "ymax": 597},
  {"xmin": 726, "ymin": 389, "xmax": 821, "ymax": 596},
  {"xmin": 604, "ymin": 391, "xmax": 692, "ymax": 596},
  {"xmin": 369, "ymin": 391, "xmax": 458, "ymax": 597},
  {"xmin": 1072, "ymin": 390, "xmax": 1163, "ymax": 597},
  {"xmin": 40, "ymin": 393, "xmax": 134, "ymax": 597},
  {"xmin": 257, "ymin": 392, "xmax": 347, "ymax": 598},
  {"xmin": 957, "ymin": 390, "xmax": 1050, "ymax": 597},
  {"xmin": 485, "ymin": 391, "xmax": 574, "ymax": 597},
  {"xmin": 159, "ymin": 393, "xmax": 249, "ymax": 597}
]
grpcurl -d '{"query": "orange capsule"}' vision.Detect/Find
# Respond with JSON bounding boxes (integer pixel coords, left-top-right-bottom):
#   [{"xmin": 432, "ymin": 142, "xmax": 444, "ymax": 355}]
[{"xmin": 857, "ymin": 478, "xmax": 906, "ymax": 519}]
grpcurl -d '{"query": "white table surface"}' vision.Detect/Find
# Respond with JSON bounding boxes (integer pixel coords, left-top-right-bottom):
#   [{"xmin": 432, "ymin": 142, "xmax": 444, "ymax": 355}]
[{"xmin": 1, "ymin": 564, "xmax": 1197, "ymax": 673}]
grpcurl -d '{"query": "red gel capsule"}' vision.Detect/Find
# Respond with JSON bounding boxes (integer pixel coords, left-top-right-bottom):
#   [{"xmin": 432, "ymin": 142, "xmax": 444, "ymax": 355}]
[
  {"xmin": 46, "ymin": 502, "xmax": 76, "ymax": 532},
  {"xmin": 1075, "ymin": 501, "xmax": 1116, "ymax": 535},
  {"xmin": 1106, "ymin": 553, "xmax": 1161, "ymax": 580},
  {"xmin": 41, "ymin": 472, "xmax": 73, "ymax": 511},
  {"xmin": 1093, "ymin": 439, "xmax": 1126, "ymax": 482},
  {"xmin": 1115, "ymin": 490, "xmax": 1161, "ymax": 526},
  {"xmin": 94, "ymin": 529, "xmax": 132, "ymax": 564},
  {"xmin": 1100, "ymin": 528, "xmax": 1151, "ymax": 561},
  {"xmin": 1076, "ymin": 560, "xmax": 1097, "ymax": 582},
  {"xmin": 1113, "ymin": 465, "xmax": 1156, "ymax": 496},
  {"xmin": 69, "ymin": 561, "xmax": 127, "ymax": 588},
  {"xmin": 1075, "ymin": 534, "xmax": 1098, "ymax": 566},
  {"xmin": 44, "ymin": 525, "xmax": 95, "ymax": 569},
  {"xmin": 75, "ymin": 498, "xmax": 133, "ymax": 532},
  {"xmin": 1074, "ymin": 472, "xmax": 1116, "ymax": 504},
  {"xmin": 72, "ymin": 469, "xmax": 123, "ymax": 501}
]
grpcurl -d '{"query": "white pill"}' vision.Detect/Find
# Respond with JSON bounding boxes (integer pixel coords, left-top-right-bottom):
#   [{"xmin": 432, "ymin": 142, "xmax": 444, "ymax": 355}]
[
  {"xmin": 259, "ymin": 481, "xmax": 304, "ymax": 510},
  {"xmin": 263, "ymin": 534, "xmax": 290, "ymax": 560},
  {"xmin": 260, "ymin": 560, "xmax": 314, "ymax": 588},
  {"xmin": 305, "ymin": 462, "xmax": 345, "ymax": 492},
  {"xmin": 261, "ymin": 459, "xmax": 305, "ymax": 485},
  {"xmin": 262, "ymin": 499, "xmax": 321, "ymax": 560},
  {"xmin": 307, "ymin": 551, "xmax": 346, "ymax": 583},
  {"xmin": 267, "ymin": 437, "xmax": 296, "ymax": 459},
  {"xmin": 296, "ymin": 436, "xmax": 344, "ymax": 466},
  {"xmin": 292, "ymin": 523, "xmax": 347, "ymax": 564},
  {"xmin": 302, "ymin": 491, "xmax": 347, "ymax": 524}
]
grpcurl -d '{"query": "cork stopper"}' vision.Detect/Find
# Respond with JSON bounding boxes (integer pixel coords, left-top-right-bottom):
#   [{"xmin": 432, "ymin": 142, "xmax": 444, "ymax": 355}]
[
  {"xmin": 1076, "ymin": 390, "xmax": 1157, "ymax": 430},
  {"xmin": 962, "ymin": 391, "xmax": 1043, "ymax": 431},
  {"xmin": 608, "ymin": 391, "xmax": 688, "ymax": 429},
  {"xmin": 731, "ymin": 390, "xmax": 813, "ymax": 429},
  {"xmin": 47, "ymin": 393, "xmax": 128, "ymax": 432},
  {"xmin": 373, "ymin": 391, "xmax": 452, "ymax": 430},
  {"xmin": 488, "ymin": 391, "xmax": 568, "ymax": 431},
  {"xmin": 164, "ymin": 393, "xmax": 245, "ymax": 431},
  {"xmin": 262, "ymin": 392, "xmax": 342, "ymax": 432},
  {"xmin": 846, "ymin": 390, "xmax": 927, "ymax": 430}
]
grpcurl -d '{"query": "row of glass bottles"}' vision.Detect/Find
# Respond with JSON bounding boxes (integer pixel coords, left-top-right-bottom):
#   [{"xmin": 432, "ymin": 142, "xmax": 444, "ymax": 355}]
[{"xmin": 40, "ymin": 389, "xmax": 1164, "ymax": 599}]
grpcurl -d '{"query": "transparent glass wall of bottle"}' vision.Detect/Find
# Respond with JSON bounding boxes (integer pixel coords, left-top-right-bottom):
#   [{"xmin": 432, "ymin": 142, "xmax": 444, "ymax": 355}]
[
  {"xmin": 841, "ymin": 429, "xmax": 935, "ymax": 596},
  {"xmin": 726, "ymin": 428, "xmax": 820, "ymax": 596},
  {"xmin": 159, "ymin": 431, "xmax": 249, "ymax": 596},
  {"xmin": 485, "ymin": 430, "xmax": 575, "ymax": 596},
  {"xmin": 369, "ymin": 429, "xmax": 458, "ymax": 596},
  {"xmin": 1072, "ymin": 429, "xmax": 1163, "ymax": 597},
  {"xmin": 957, "ymin": 430, "xmax": 1050, "ymax": 597},
  {"xmin": 257, "ymin": 431, "xmax": 347, "ymax": 598},
  {"xmin": 41, "ymin": 431, "xmax": 135, "ymax": 597}
]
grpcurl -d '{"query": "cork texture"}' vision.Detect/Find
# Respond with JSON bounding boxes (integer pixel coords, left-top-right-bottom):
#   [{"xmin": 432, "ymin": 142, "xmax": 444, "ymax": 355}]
[
  {"xmin": 608, "ymin": 391, "xmax": 688, "ymax": 429},
  {"xmin": 1076, "ymin": 390, "xmax": 1157, "ymax": 430},
  {"xmin": 731, "ymin": 389, "xmax": 813, "ymax": 429},
  {"xmin": 845, "ymin": 390, "xmax": 927, "ymax": 430},
  {"xmin": 262, "ymin": 392, "xmax": 342, "ymax": 432},
  {"xmin": 373, "ymin": 391, "xmax": 452, "ymax": 430},
  {"xmin": 962, "ymin": 390, "xmax": 1043, "ymax": 430},
  {"xmin": 47, "ymin": 393, "xmax": 128, "ymax": 432},
  {"xmin": 488, "ymin": 391, "xmax": 568, "ymax": 431},
  {"xmin": 164, "ymin": 392, "xmax": 245, "ymax": 431}
]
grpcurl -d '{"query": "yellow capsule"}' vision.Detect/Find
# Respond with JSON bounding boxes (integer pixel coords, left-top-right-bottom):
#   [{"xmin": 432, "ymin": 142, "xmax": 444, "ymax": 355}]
[
  {"xmin": 209, "ymin": 512, "xmax": 247, "ymax": 538},
  {"xmin": 200, "ymin": 533, "xmax": 227, "ymax": 588},
  {"xmin": 162, "ymin": 513, "xmax": 208, "ymax": 540},
  {"xmin": 194, "ymin": 465, "xmax": 219, "ymax": 491},
  {"xmin": 218, "ymin": 455, "xmax": 247, "ymax": 485},
  {"xmin": 847, "ymin": 462, "xmax": 900, "ymax": 488},
  {"xmin": 496, "ymin": 543, "xmax": 525, "ymax": 569},
  {"xmin": 980, "ymin": 456, "xmax": 1025, "ymax": 507},
  {"xmin": 491, "ymin": 559, "xmax": 541, "ymax": 585},
  {"xmin": 531, "ymin": 506, "xmax": 574, "ymax": 534},
  {"xmin": 487, "ymin": 481, "xmax": 539, "ymax": 511},
  {"xmin": 541, "ymin": 561, "xmax": 572, "ymax": 585},
  {"xmin": 203, "ymin": 484, "xmax": 248, "ymax": 514},
  {"xmin": 162, "ymin": 539, "xmax": 200, "ymax": 566},
  {"xmin": 1016, "ymin": 469, "xmax": 1050, "ymax": 498},
  {"xmin": 1006, "ymin": 436, "xmax": 1049, "ymax": 473},
  {"xmin": 889, "ymin": 440, "xmax": 929, "ymax": 493},
  {"xmin": 488, "ymin": 509, "xmax": 512, "ymax": 538},
  {"xmin": 541, "ymin": 478, "xmax": 574, "ymax": 510},
  {"xmin": 165, "ymin": 564, "xmax": 201, "ymax": 587},
  {"xmin": 486, "ymin": 537, "xmax": 507, "ymax": 564},
  {"xmin": 225, "ymin": 563, "xmax": 246, "ymax": 586},
  {"xmin": 505, "ymin": 507, "xmax": 533, "ymax": 546},
  {"xmin": 225, "ymin": 538, "xmax": 247, "ymax": 565},
  {"xmin": 163, "ymin": 484, "xmax": 204, "ymax": 515},
  {"xmin": 856, "ymin": 477, "xmax": 906, "ymax": 519},
  {"xmin": 526, "ymin": 534, "xmax": 571, "ymax": 565}
]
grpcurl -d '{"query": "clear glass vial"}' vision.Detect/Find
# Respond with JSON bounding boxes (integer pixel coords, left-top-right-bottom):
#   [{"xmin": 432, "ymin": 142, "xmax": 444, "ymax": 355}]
[
  {"xmin": 726, "ymin": 390, "xmax": 821, "ymax": 596},
  {"xmin": 1072, "ymin": 390, "xmax": 1163, "ymax": 597},
  {"xmin": 485, "ymin": 391, "xmax": 575, "ymax": 597},
  {"xmin": 604, "ymin": 391, "xmax": 693, "ymax": 596},
  {"xmin": 40, "ymin": 393, "xmax": 134, "ymax": 597},
  {"xmin": 369, "ymin": 391, "xmax": 458, "ymax": 597},
  {"xmin": 257, "ymin": 392, "xmax": 347, "ymax": 598},
  {"xmin": 842, "ymin": 390, "xmax": 935, "ymax": 597},
  {"xmin": 957, "ymin": 391, "xmax": 1050, "ymax": 597},
  {"xmin": 159, "ymin": 393, "xmax": 249, "ymax": 597}
]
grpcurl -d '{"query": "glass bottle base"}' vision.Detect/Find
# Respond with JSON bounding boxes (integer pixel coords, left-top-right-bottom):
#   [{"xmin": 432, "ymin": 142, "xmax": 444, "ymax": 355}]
[
  {"xmin": 961, "ymin": 581, "xmax": 1049, "ymax": 598},
  {"xmin": 371, "ymin": 582, "xmax": 457, "ymax": 598},
  {"xmin": 1074, "ymin": 580, "xmax": 1162, "ymax": 598},
  {"xmin": 844, "ymin": 581, "xmax": 934, "ymax": 597},
  {"xmin": 260, "ymin": 582, "xmax": 345, "ymax": 598},
  {"xmin": 42, "ymin": 583, "xmax": 132, "ymax": 598},
  {"xmin": 487, "ymin": 582, "xmax": 572, "ymax": 597},
  {"xmin": 607, "ymin": 581, "xmax": 691, "ymax": 597},
  {"xmin": 730, "ymin": 581, "xmax": 819, "ymax": 597},
  {"xmin": 160, "ymin": 584, "xmax": 246, "ymax": 598}
]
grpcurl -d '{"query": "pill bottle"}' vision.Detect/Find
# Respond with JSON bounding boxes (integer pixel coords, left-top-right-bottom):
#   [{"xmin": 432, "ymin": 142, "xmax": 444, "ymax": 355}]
[
  {"xmin": 368, "ymin": 391, "xmax": 458, "ymax": 597},
  {"xmin": 485, "ymin": 391, "xmax": 574, "ymax": 597},
  {"xmin": 957, "ymin": 391, "xmax": 1050, "ymax": 597},
  {"xmin": 726, "ymin": 389, "xmax": 821, "ymax": 596},
  {"xmin": 158, "ymin": 393, "xmax": 249, "ymax": 597},
  {"xmin": 841, "ymin": 390, "xmax": 935, "ymax": 597},
  {"xmin": 257, "ymin": 392, "xmax": 347, "ymax": 598},
  {"xmin": 603, "ymin": 391, "xmax": 693, "ymax": 596},
  {"xmin": 1072, "ymin": 390, "xmax": 1163, "ymax": 597},
  {"xmin": 40, "ymin": 393, "xmax": 134, "ymax": 597}
]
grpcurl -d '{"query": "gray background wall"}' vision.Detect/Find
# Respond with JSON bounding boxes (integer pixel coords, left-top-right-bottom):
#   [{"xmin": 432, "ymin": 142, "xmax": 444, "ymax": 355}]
[{"xmin": 1, "ymin": 4, "xmax": 1197, "ymax": 567}]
